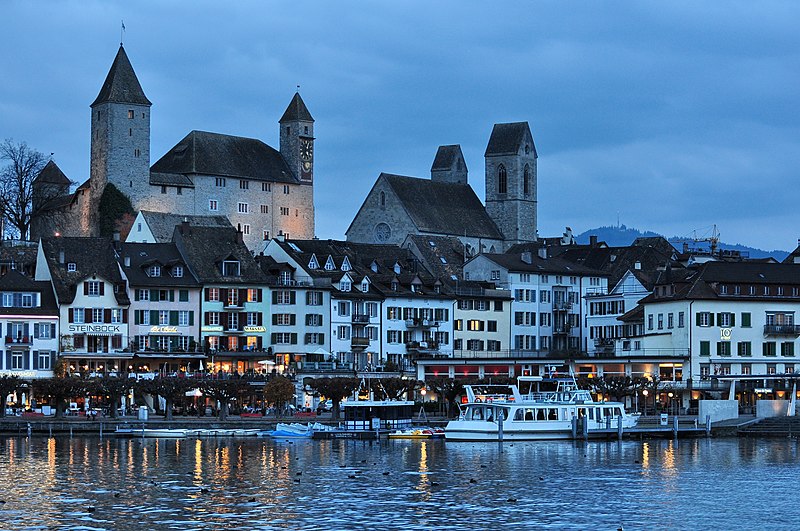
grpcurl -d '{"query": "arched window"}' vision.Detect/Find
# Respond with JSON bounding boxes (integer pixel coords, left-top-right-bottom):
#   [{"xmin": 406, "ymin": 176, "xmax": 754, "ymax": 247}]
[
  {"xmin": 498, "ymin": 165, "xmax": 507, "ymax": 194},
  {"xmin": 380, "ymin": 191, "xmax": 386, "ymax": 208},
  {"xmin": 524, "ymin": 164, "xmax": 530, "ymax": 195}
]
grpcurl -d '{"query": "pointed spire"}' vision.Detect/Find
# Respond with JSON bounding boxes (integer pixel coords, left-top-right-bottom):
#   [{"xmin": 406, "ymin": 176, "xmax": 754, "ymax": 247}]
[
  {"xmin": 279, "ymin": 92, "xmax": 314, "ymax": 123},
  {"xmin": 91, "ymin": 45, "xmax": 151, "ymax": 107},
  {"xmin": 34, "ymin": 160, "xmax": 71, "ymax": 185}
]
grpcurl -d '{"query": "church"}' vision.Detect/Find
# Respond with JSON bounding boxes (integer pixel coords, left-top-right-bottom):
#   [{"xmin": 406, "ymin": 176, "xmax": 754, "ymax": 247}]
[
  {"xmin": 345, "ymin": 122, "xmax": 538, "ymax": 253},
  {"xmin": 31, "ymin": 46, "xmax": 316, "ymax": 251}
]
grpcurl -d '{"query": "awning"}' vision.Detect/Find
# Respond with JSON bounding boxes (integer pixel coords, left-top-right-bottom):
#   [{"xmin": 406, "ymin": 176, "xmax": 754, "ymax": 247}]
[
  {"xmin": 60, "ymin": 352, "xmax": 134, "ymax": 360},
  {"xmin": 135, "ymin": 352, "xmax": 207, "ymax": 359}
]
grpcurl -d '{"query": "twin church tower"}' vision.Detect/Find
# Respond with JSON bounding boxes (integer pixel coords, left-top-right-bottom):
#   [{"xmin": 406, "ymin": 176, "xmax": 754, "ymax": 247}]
[{"xmin": 35, "ymin": 45, "xmax": 316, "ymax": 250}]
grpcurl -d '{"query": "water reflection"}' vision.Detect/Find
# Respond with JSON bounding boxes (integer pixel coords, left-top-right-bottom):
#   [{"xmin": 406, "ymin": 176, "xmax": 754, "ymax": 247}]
[{"xmin": 0, "ymin": 436, "xmax": 798, "ymax": 530}]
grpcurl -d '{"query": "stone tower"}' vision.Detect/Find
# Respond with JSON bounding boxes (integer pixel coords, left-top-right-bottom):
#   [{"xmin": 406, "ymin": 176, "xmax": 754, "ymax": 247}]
[
  {"xmin": 279, "ymin": 92, "xmax": 315, "ymax": 184},
  {"xmin": 90, "ymin": 45, "xmax": 151, "ymax": 206},
  {"xmin": 431, "ymin": 145, "xmax": 468, "ymax": 184},
  {"xmin": 484, "ymin": 122, "xmax": 537, "ymax": 244}
]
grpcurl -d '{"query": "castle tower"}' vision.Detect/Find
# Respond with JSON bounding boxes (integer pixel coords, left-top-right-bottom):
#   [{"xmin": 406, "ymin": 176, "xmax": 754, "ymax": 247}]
[
  {"xmin": 90, "ymin": 45, "xmax": 151, "ymax": 204},
  {"xmin": 279, "ymin": 92, "xmax": 315, "ymax": 184},
  {"xmin": 484, "ymin": 122, "xmax": 537, "ymax": 244},
  {"xmin": 431, "ymin": 144, "xmax": 468, "ymax": 184}
]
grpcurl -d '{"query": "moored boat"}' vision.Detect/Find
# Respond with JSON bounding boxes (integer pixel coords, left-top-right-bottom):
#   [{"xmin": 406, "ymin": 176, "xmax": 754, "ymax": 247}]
[
  {"xmin": 445, "ymin": 375, "xmax": 639, "ymax": 441},
  {"xmin": 115, "ymin": 427, "xmax": 188, "ymax": 438}
]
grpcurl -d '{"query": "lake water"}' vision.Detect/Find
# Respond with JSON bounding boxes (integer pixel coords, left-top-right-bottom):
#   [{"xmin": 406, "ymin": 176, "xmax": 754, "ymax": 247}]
[{"xmin": 0, "ymin": 435, "xmax": 798, "ymax": 530}]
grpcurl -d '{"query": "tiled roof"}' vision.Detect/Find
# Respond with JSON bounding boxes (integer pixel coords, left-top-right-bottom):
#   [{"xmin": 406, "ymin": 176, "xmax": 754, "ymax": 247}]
[
  {"xmin": 151, "ymin": 130, "xmax": 298, "ymax": 184},
  {"xmin": 34, "ymin": 161, "xmax": 71, "ymax": 185},
  {"xmin": 431, "ymin": 145, "xmax": 464, "ymax": 171},
  {"xmin": 405, "ymin": 234, "xmax": 467, "ymax": 282},
  {"xmin": 118, "ymin": 243, "xmax": 200, "ymax": 287},
  {"xmin": 91, "ymin": 46, "xmax": 151, "ymax": 107},
  {"xmin": 149, "ymin": 172, "xmax": 194, "ymax": 187},
  {"xmin": 382, "ymin": 173, "xmax": 504, "ymax": 240},
  {"xmin": 477, "ymin": 252, "xmax": 606, "ymax": 276},
  {"xmin": 279, "ymin": 93, "xmax": 314, "ymax": 123},
  {"xmin": 0, "ymin": 271, "xmax": 59, "ymax": 316},
  {"xmin": 139, "ymin": 211, "xmax": 232, "ymax": 243},
  {"xmin": 485, "ymin": 122, "xmax": 536, "ymax": 157},
  {"xmin": 173, "ymin": 226, "xmax": 268, "ymax": 285},
  {"xmin": 40, "ymin": 237, "xmax": 130, "ymax": 305}
]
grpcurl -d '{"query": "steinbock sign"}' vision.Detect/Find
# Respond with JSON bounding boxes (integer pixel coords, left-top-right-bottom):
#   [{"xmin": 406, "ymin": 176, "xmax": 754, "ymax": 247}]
[{"xmin": 68, "ymin": 324, "xmax": 122, "ymax": 334}]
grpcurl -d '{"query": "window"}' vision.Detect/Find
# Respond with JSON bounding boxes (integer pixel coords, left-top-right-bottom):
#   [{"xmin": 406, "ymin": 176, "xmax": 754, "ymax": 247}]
[
  {"xmin": 741, "ymin": 312, "xmax": 751, "ymax": 327},
  {"xmin": 207, "ymin": 312, "xmax": 220, "ymax": 326},
  {"xmin": 487, "ymin": 320, "xmax": 497, "ymax": 332},
  {"xmin": 171, "ymin": 266, "xmax": 184, "ymax": 278},
  {"xmin": 38, "ymin": 351, "xmax": 51, "ymax": 370},
  {"xmin": 678, "ymin": 312, "xmax": 685, "ymax": 328},
  {"xmin": 243, "ymin": 224, "xmax": 250, "ymax": 235},
  {"xmin": 763, "ymin": 342, "xmax": 776, "ymax": 357},
  {"xmin": 240, "ymin": 180, "xmax": 249, "ymax": 189},
  {"xmin": 275, "ymin": 314, "xmax": 294, "ymax": 326},
  {"xmin": 306, "ymin": 291, "xmax": 323, "ymax": 306},
  {"xmin": 699, "ymin": 341, "xmax": 710, "ymax": 356},
  {"xmin": 337, "ymin": 301, "xmax": 350, "ymax": 316},
  {"xmin": 262, "ymin": 182, "xmax": 271, "ymax": 192},
  {"xmin": 380, "ymin": 191, "xmax": 386, "ymax": 207},
  {"xmin": 222, "ymin": 261, "xmax": 240, "ymax": 277},
  {"xmin": 161, "ymin": 186, "xmax": 167, "ymax": 194},
  {"xmin": 72, "ymin": 308, "xmax": 84, "ymax": 324},
  {"xmin": 697, "ymin": 312, "xmax": 712, "ymax": 327},
  {"xmin": 179, "ymin": 290, "xmax": 189, "ymax": 302},
  {"xmin": 134, "ymin": 149, "xmax": 141, "ymax": 158},
  {"xmin": 306, "ymin": 314, "xmax": 323, "ymax": 327},
  {"xmin": 128, "ymin": 110, "xmax": 134, "ymax": 119},
  {"xmin": 215, "ymin": 178, "xmax": 226, "ymax": 187},
  {"xmin": 718, "ymin": 312, "xmax": 734, "ymax": 327},
  {"xmin": 781, "ymin": 342, "xmax": 795, "ymax": 357},
  {"xmin": 657, "ymin": 314, "xmax": 663, "ymax": 330},
  {"xmin": 11, "ymin": 352, "xmax": 23, "ymax": 370},
  {"xmin": 207, "ymin": 288, "xmax": 220, "ymax": 302},
  {"xmin": 67, "ymin": 263, "xmax": 77, "ymax": 272},
  {"xmin": 177, "ymin": 187, "xmax": 182, "ymax": 195},
  {"xmin": 337, "ymin": 326, "xmax": 351, "ymax": 340},
  {"xmin": 209, "ymin": 200, "xmax": 218, "ymax": 211},
  {"xmin": 490, "ymin": 270, "xmax": 500, "ymax": 281},
  {"xmin": 668, "ymin": 313, "xmax": 674, "ymax": 329},
  {"xmin": 274, "ymin": 291, "xmax": 292, "ymax": 304},
  {"xmin": 148, "ymin": 265, "xmax": 161, "ymax": 277},
  {"xmin": 717, "ymin": 342, "xmax": 731, "ymax": 357},
  {"xmin": 178, "ymin": 311, "xmax": 190, "ymax": 326},
  {"xmin": 387, "ymin": 330, "xmax": 401, "ymax": 344},
  {"xmin": 648, "ymin": 315, "xmax": 653, "ymax": 330},
  {"xmin": 261, "ymin": 205, "xmax": 269, "ymax": 214},
  {"xmin": 92, "ymin": 308, "xmax": 103, "ymax": 323},
  {"xmin": 466, "ymin": 339, "xmax": 484, "ymax": 351},
  {"xmin": 284, "ymin": 185, "xmax": 290, "ymax": 194},
  {"xmin": 111, "ymin": 309, "xmax": 123, "ymax": 324},
  {"xmin": 87, "ymin": 281, "xmax": 101, "ymax": 296},
  {"xmin": 467, "ymin": 320, "xmax": 484, "ymax": 331},
  {"xmin": 523, "ymin": 164, "xmax": 530, "ymax": 194},
  {"xmin": 498, "ymin": 164, "xmax": 507, "ymax": 194},
  {"xmin": 281, "ymin": 207, "xmax": 289, "ymax": 216},
  {"xmin": 738, "ymin": 342, "xmax": 751, "ymax": 357},
  {"xmin": 340, "ymin": 279, "xmax": 351, "ymax": 292},
  {"xmin": 238, "ymin": 202, "xmax": 249, "ymax": 213}
]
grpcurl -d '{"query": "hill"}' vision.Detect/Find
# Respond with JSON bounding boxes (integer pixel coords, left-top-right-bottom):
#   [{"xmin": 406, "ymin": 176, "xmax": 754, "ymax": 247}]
[{"xmin": 574, "ymin": 225, "xmax": 789, "ymax": 262}]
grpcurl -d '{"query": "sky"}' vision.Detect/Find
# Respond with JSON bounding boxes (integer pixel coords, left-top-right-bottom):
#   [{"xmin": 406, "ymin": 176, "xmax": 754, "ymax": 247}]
[{"xmin": 2, "ymin": 1, "xmax": 799, "ymax": 251}]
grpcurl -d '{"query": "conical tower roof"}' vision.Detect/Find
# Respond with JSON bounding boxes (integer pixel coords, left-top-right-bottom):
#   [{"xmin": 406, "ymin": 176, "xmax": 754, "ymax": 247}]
[
  {"xmin": 91, "ymin": 45, "xmax": 151, "ymax": 107},
  {"xmin": 279, "ymin": 92, "xmax": 314, "ymax": 123},
  {"xmin": 34, "ymin": 160, "xmax": 71, "ymax": 185}
]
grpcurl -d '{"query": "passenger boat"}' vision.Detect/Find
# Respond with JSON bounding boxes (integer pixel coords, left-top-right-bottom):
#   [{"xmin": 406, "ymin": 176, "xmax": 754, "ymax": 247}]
[
  {"xmin": 445, "ymin": 376, "xmax": 639, "ymax": 441},
  {"xmin": 312, "ymin": 400, "xmax": 415, "ymax": 440},
  {"xmin": 114, "ymin": 427, "xmax": 188, "ymax": 438},
  {"xmin": 185, "ymin": 428, "xmax": 261, "ymax": 437}
]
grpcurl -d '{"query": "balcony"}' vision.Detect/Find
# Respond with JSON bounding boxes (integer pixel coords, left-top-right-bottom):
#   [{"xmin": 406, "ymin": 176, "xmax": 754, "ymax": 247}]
[
  {"xmin": 223, "ymin": 300, "xmax": 244, "ymax": 310},
  {"xmin": 351, "ymin": 337, "xmax": 370, "ymax": 348},
  {"xmin": 406, "ymin": 341, "xmax": 439, "ymax": 351},
  {"xmin": 5, "ymin": 336, "xmax": 32, "ymax": 346},
  {"xmin": 553, "ymin": 301, "xmax": 573, "ymax": 311},
  {"xmin": 405, "ymin": 318, "xmax": 439, "ymax": 328},
  {"xmin": 553, "ymin": 325, "xmax": 571, "ymax": 335},
  {"xmin": 352, "ymin": 314, "xmax": 370, "ymax": 324},
  {"xmin": 764, "ymin": 325, "xmax": 800, "ymax": 336}
]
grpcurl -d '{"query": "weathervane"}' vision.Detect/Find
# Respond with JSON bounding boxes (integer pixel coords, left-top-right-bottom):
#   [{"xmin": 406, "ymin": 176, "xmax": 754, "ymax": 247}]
[{"xmin": 120, "ymin": 20, "xmax": 126, "ymax": 46}]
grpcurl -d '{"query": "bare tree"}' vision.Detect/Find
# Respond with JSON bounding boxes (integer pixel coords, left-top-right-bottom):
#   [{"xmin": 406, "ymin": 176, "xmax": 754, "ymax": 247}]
[{"xmin": 0, "ymin": 139, "xmax": 48, "ymax": 239}]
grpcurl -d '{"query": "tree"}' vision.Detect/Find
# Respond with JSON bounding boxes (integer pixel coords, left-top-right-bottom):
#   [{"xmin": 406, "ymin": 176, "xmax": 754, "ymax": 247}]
[
  {"xmin": 425, "ymin": 377, "xmax": 465, "ymax": 418},
  {"xmin": 307, "ymin": 377, "xmax": 360, "ymax": 420},
  {"xmin": 371, "ymin": 377, "xmax": 417, "ymax": 401},
  {"xmin": 0, "ymin": 139, "xmax": 48, "ymax": 239},
  {"xmin": 263, "ymin": 376, "xmax": 296, "ymax": 416},
  {"xmin": 97, "ymin": 183, "xmax": 134, "ymax": 237},
  {"xmin": 201, "ymin": 379, "xmax": 251, "ymax": 421},
  {"xmin": 88, "ymin": 376, "xmax": 133, "ymax": 419},
  {"xmin": 136, "ymin": 377, "xmax": 193, "ymax": 420},
  {"xmin": 0, "ymin": 375, "xmax": 23, "ymax": 418},
  {"xmin": 33, "ymin": 378, "xmax": 85, "ymax": 418}
]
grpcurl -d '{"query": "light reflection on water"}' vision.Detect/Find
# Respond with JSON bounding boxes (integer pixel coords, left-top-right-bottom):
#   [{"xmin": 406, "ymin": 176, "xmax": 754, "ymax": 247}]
[{"xmin": 0, "ymin": 436, "xmax": 798, "ymax": 530}]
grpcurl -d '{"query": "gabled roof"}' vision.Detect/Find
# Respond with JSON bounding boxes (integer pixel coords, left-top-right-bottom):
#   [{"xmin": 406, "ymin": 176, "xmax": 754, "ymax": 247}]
[
  {"xmin": 40, "ymin": 237, "xmax": 130, "ymax": 305},
  {"xmin": 139, "ymin": 211, "xmax": 232, "ymax": 243},
  {"xmin": 431, "ymin": 145, "xmax": 465, "ymax": 171},
  {"xmin": 118, "ymin": 243, "xmax": 200, "ymax": 287},
  {"xmin": 34, "ymin": 161, "xmax": 71, "ymax": 185},
  {"xmin": 279, "ymin": 92, "xmax": 314, "ymax": 123},
  {"xmin": 382, "ymin": 173, "xmax": 504, "ymax": 240},
  {"xmin": 173, "ymin": 226, "xmax": 268, "ymax": 285},
  {"xmin": 475, "ymin": 252, "xmax": 605, "ymax": 277},
  {"xmin": 150, "ymin": 130, "xmax": 298, "ymax": 184},
  {"xmin": 0, "ymin": 271, "xmax": 58, "ymax": 316},
  {"xmin": 91, "ymin": 46, "xmax": 151, "ymax": 107},
  {"xmin": 485, "ymin": 122, "xmax": 536, "ymax": 157},
  {"xmin": 405, "ymin": 234, "xmax": 467, "ymax": 282}
]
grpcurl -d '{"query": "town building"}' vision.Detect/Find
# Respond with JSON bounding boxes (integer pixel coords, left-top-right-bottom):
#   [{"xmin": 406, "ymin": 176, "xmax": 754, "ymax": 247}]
[{"xmin": 126, "ymin": 211, "xmax": 232, "ymax": 244}]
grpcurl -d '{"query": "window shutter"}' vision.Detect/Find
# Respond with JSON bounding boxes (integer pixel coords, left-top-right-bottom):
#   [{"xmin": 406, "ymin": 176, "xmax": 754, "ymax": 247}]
[
  {"xmin": 257, "ymin": 336, "xmax": 263, "ymax": 350},
  {"xmin": 150, "ymin": 289, "xmax": 158, "ymax": 302},
  {"xmin": 122, "ymin": 309, "xmax": 128, "ymax": 323},
  {"xmin": 319, "ymin": 333, "xmax": 324, "ymax": 344},
  {"xmin": 51, "ymin": 324, "xmax": 56, "ymax": 337},
  {"xmin": 205, "ymin": 288, "xmax": 211, "ymax": 301},
  {"xmin": 742, "ymin": 313, "xmax": 751, "ymax": 327},
  {"xmin": 239, "ymin": 289, "xmax": 246, "ymax": 304},
  {"xmin": 4, "ymin": 351, "xmax": 10, "ymax": 370},
  {"xmin": 257, "ymin": 289, "xmax": 263, "ymax": 302},
  {"xmin": 289, "ymin": 291, "xmax": 296, "ymax": 304},
  {"xmin": 223, "ymin": 313, "xmax": 229, "ymax": 329},
  {"xmin": 189, "ymin": 312, "xmax": 194, "ymax": 326},
  {"xmin": 104, "ymin": 309, "xmax": 112, "ymax": 323},
  {"xmin": 33, "ymin": 351, "xmax": 39, "ymax": 370},
  {"xmin": 150, "ymin": 310, "xmax": 158, "ymax": 324},
  {"xmin": 23, "ymin": 351, "xmax": 30, "ymax": 370},
  {"xmin": 272, "ymin": 291, "xmax": 278, "ymax": 304},
  {"xmin": 696, "ymin": 313, "xmax": 701, "ymax": 326},
  {"xmin": 69, "ymin": 308, "xmax": 74, "ymax": 322},
  {"xmin": 84, "ymin": 283, "xmax": 89, "ymax": 295},
  {"xmin": 290, "ymin": 333, "xmax": 297, "ymax": 345},
  {"xmin": 169, "ymin": 290, "xmax": 175, "ymax": 302},
  {"xmin": 34, "ymin": 323, "xmax": 40, "ymax": 339},
  {"xmin": 221, "ymin": 289, "xmax": 228, "ymax": 305},
  {"xmin": 204, "ymin": 312, "xmax": 210, "ymax": 326},
  {"xmin": 134, "ymin": 290, "xmax": 140, "ymax": 301},
  {"xmin": 84, "ymin": 309, "xmax": 92, "ymax": 323},
  {"xmin": 23, "ymin": 323, "xmax": 29, "ymax": 340},
  {"xmin": 135, "ymin": 310, "xmax": 141, "ymax": 325},
  {"xmin": 730, "ymin": 313, "xmax": 736, "ymax": 327},
  {"xmin": 257, "ymin": 313, "xmax": 263, "ymax": 326},
  {"xmin": 272, "ymin": 314, "xmax": 278, "ymax": 325},
  {"xmin": 709, "ymin": 313, "xmax": 715, "ymax": 326},
  {"xmin": 51, "ymin": 351, "xmax": 57, "ymax": 369},
  {"xmin": 290, "ymin": 314, "xmax": 296, "ymax": 326},
  {"xmin": 169, "ymin": 311, "xmax": 179, "ymax": 326},
  {"xmin": 99, "ymin": 283, "xmax": 105, "ymax": 296},
  {"xmin": 270, "ymin": 333, "xmax": 277, "ymax": 344},
  {"xmin": 716, "ymin": 313, "xmax": 722, "ymax": 325}
]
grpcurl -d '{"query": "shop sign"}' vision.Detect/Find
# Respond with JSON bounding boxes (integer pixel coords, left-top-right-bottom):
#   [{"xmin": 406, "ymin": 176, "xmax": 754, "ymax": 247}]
[
  {"xmin": 243, "ymin": 326, "xmax": 266, "ymax": 333},
  {"xmin": 201, "ymin": 325, "xmax": 223, "ymax": 332},
  {"xmin": 149, "ymin": 326, "xmax": 179, "ymax": 334},
  {"xmin": 68, "ymin": 324, "xmax": 122, "ymax": 334},
  {"xmin": 720, "ymin": 328, "xmax": 732, "ymax": 341}
]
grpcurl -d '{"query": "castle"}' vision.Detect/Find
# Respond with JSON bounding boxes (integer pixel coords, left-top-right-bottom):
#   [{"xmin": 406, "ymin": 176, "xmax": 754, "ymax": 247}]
[{"xmin": 32, "ymin": 46, "xmax": 316, "ymax": 251}]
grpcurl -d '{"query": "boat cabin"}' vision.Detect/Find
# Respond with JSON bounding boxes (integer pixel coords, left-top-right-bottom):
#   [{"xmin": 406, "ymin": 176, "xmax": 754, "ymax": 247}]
[{"xmin": 341, "ymin": 400, "xmax": 415, "ymax": 431}]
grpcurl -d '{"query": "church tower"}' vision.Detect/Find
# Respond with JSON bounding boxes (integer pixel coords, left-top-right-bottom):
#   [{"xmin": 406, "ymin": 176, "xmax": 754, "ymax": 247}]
[
  {"xmin": 90, "ymin": 45, "xmax": 151, "ymax": 204},
  {"xmin": 279, "ymin": 92, "xmax": 315, "ymax": 183},
  {"xmin": 484, "ymin": 122, "xmax": 537, "ymax": 244},
  {"xmin": 431, "ymin": 144, "xmax": 468, "ymax": 184}
]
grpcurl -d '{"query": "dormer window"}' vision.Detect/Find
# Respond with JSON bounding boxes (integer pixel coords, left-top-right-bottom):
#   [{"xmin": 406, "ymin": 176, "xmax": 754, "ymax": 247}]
[
  {"xmin": 308, "ymin": 254, "xmax": 319, "ymax": 270},
  {"xmin": 148, "ymin": 265, "xmax": 161, "ymax": 277},
  {"xmin": 340, "ymin": 279, "xmax": 351, "ymax": 292},
  {"xmin": 67, "ymin": 263, "xmax": 77, "ymax": 272},
  {"xmin": 87, "ymin": 281, "xmax": 102, "ymax": 296},
  {"xmin": 370, "ymin": 260, "xmax": 379, "ymax": 273},
  {"xmin": 324, "ymin": 256, "xmax": 336, "ymax": 271},
  {"xmin": 341, "ymin": 257, "xmax": 352, "ymax": 272},
  {"xmin": 393, "ymin": 262, "xmax": 401, "ymax": 274},
  {"xmin": 222, "ymin": 260, "xmax": 240, "ymax": 277},
  {"xmin": 391, "ymin": 281, "xmax": 398, "ymax": 291},
  {"xmin": 361, "ymin": 280, "xmax": 369, "ymax": 292},
  {"xmin": 172, "ymin": 265, "xmax": 184, "ymax": 278},
  {"xmin": 280, "ymin": 270, "xmax": 293, "ymax": 285}
]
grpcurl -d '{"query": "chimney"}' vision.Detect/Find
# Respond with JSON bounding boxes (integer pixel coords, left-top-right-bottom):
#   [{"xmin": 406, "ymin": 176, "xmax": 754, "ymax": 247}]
[
  {"xmin": 124, "ymin": 256, "xmax": 131, "ymax": 267},
  {"xmin": 235, "ymin": 224, "xmax": 244, "ymax": 244},
  {"xmin": 537, "ymin": 247, "xmax": 547, "ymax": 260},
  {"xmin": 276, "ymin": 231, "xmax": 285, "ymax": 242},
  {"xmin": 112, "ymin": 231, "xmax": 120, "ymax": 251},
  {"xmin": 589, "ymin": 235, "xmax": 598, "ymax": 247},
  {"xmin": 521, "ymin": 251, "xmax": 532, "ymax": 264},
  {"xmin": 181, "ymin": 217, "xmax": 190, "ymax": 234},
  {"xmin": 58, "ymin": 250, "xmax": 65, "ymax": 264}
]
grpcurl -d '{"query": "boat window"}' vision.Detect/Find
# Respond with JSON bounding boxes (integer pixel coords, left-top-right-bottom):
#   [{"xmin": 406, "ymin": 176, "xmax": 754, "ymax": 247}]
[
  {"xmin": 486, "ymin": 409, "xmax": 494, "ymax": 422},
  {"xmin": 514, "ymin": 409, "xmax": 524, "ymax": 421},
  {"xmin": 525, "ymin": 409, "xmax": 534, "ymax": 421},
  {"xmin": 615, "ymin": 407, "xmax": 622, "ymax": 417},
  {"xmin": 578, "ymin": 408, "xmax": 586, "ymax": 418},
  {"xmin": 588, "ymin": 409, "xmax": 595, "ymax": 420},
  {"xmin": 548, "ymin": 408, "xmax": 558, "ymax": 420},
  {"xmin": 536, "ymin": 409, "xmax": 546, "ymax": 421},
  {"xmin": 602, "ymin": 407, "xmax": 611, "ymax": 418},
  {"xmin": 471, "ymin": 407, "xmax": 484, "ymax": 421}
]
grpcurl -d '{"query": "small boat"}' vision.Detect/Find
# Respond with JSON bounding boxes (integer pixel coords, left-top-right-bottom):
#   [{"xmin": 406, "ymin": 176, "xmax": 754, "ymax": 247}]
[
  {"xmin": 186, "ymin": 428, "xmax": 261, "ymax": 437},
  {"xmin": 312, "ymin": 400, "xmax": 415, "ymax": 440},
  {"xmin": 267, "ymin": 422, "xmax": 316, "ymax": 438},
  {"xmin": 115, "ymin": 427, "xmax": 187, "ymax": 438},
  {"xmin": 388, "ymin": 428, "xmax": 435, "ymax": 440}
]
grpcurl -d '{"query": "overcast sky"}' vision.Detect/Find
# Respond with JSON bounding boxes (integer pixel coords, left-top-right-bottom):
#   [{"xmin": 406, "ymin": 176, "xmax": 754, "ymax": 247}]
[{"xmin": 2, "ymin": 1, "xmax": 798, "ymax": 251}]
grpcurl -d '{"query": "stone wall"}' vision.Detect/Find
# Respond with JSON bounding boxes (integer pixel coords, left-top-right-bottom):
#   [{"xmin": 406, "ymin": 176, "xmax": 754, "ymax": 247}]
[{"xmin": 698, "ymin": 400, "xmax": 739, "ymax": 423}]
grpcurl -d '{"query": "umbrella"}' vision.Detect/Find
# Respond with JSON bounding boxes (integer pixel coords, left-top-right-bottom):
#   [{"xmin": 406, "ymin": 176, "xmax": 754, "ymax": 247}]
[
  {"xmin": 199, "ymin": 360, "xmax": 204, "ymax": 371},
  {"xmin": 257, "ymin": 360, "xmax": 276, "ymax": 365},
  {"xmin": 185, "ymin": 388, "xmax": 203, "ymax": 397}
]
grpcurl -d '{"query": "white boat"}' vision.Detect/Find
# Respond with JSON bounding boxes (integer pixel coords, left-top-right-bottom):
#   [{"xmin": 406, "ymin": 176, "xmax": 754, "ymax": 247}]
[
  {"xmin": 445, "ymin": 376, "xmax": 639, "ymax": 441},
  {"xmin": 115, "ymin": 427, "xmax": 188, "ymax": 438},
  {"xmin": 312, "ymin": 400, "xmax": 416, "ymax": 440},
  {"xmin": 186, "ymin": 428, "xmax": 262, "ymax": 437},
  {"xmin": 266, "ymin": 422, "xmax": 334, "ymax": 438}
]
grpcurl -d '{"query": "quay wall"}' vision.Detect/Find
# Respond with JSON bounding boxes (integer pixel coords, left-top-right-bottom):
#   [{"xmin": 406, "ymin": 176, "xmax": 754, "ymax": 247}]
[{"xmin": 698, "ymin": 400, "xmax": 738, "ymax": 423}]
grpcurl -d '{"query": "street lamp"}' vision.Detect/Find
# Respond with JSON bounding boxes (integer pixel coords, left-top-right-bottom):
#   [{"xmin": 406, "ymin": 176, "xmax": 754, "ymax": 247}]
[
  {"xmin": 668, "ymin": 392, "xmax": 674, "ymax": 416},
  {"xmin": 642, "ymin": 389, "xmax": 649, "ymax": 416}
]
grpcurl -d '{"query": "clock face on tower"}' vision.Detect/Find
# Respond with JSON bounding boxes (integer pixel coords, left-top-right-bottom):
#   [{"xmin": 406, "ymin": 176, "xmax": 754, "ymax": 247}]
[
  {"xmin": 299, "ymin": 138, "xmax": 313, "ymax": 181},
  {"xmin": 300, "ymin": 139, "xmax": 313, "ymax": 161}
]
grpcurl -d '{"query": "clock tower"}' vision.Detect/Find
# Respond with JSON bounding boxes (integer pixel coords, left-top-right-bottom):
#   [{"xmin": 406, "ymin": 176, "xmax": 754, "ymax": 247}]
[{"xmin": 279, "ymin": 92, "xmax": 315, "ymax": 183}]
